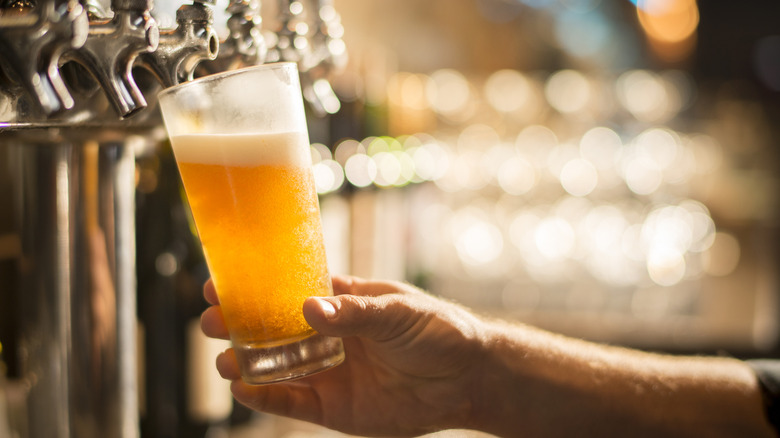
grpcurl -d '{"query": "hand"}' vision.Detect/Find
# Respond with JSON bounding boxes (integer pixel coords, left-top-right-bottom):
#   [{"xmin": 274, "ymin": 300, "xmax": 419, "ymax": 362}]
[{"xmin": 200, "ymin": 275, "xmax": 487, "ymax": 437}]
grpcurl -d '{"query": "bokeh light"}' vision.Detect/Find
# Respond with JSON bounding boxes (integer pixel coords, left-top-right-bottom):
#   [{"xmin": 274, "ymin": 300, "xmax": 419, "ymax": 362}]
[
  {"xmin": 344, "ymin": 153, "xmax": 376, "ymax": 187},
  {"xmin": 616, "ymin": 70, "xmax": 675, "ymax": 122},
  {"xmin": 450, "ymin": 208, "xmax": 505, "ymax": 266},
  {"xmin": 427, "ymin": 69, "xmax": 472, "ymax": 120},
  {"xmin": 545, "ymin": 70, "xmax": 591, "ymax": 115},
  {"xmin": 579, "ymin": 127, "xmax": 622, "ymax": 171},
  {"xmin": 308, "ymin": 60, "xmax": 748, "ymax": 333},
  {"xmin": 484, "ymin": 69, "xmax": 532, "ymax": 113},
  {"xmin": 559, "ymin": 158, "xmax": 598, "ymax": 197},
  {"xmin": 636, "ymin": 0, "xmax": 699, "ymax": 44}
]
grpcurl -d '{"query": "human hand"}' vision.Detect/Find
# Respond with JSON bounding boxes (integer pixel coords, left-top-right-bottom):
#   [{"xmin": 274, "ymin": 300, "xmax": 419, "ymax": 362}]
[{"xmin": 200, "ymin": 274, "xmax": 487, "ymax": 437}]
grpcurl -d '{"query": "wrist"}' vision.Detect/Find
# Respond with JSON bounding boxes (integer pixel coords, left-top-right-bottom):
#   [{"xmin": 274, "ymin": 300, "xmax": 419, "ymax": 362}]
[
  {"xmin": 466, "ymin": 319, "xmax": 610, "ymax": 437},
  {"xmin": 466, "ymin": 318, "xmax": 539, "ymax": 436}
]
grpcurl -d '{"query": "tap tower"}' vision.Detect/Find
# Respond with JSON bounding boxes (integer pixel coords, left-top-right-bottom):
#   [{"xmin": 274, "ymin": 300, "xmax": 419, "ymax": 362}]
[{"xmin": 0, "ymin": 0, "xmax": 345, "ymax": 437}]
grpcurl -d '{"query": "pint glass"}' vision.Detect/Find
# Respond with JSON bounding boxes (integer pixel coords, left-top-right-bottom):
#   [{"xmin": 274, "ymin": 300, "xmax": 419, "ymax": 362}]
[{"xmin": 157, "ymin": 63, "xmax": 345, "ymax": 384}]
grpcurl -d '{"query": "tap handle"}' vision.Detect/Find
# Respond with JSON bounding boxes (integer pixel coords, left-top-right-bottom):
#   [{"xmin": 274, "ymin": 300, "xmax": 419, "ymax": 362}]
[
  {"xmin": 197, "ymin": 0, "xmax": 264, "ymax": 74},
  {"xmin": 174, "ymin": 3, "xmax": 219, "ymax": 81},
  {"xmin": 136, "ymin": 1, "xmax": 219, "ymax": 87},
  {"xmin": 62, "ymin": 0, "xmax": 159, "ymax": 118},
  {"xmin": 0, "ymin": 0, "xmax": 89, "ymax": 114},
  {"xmin": 45, "ymin": 2, "xmax": 89, "ymax": 110}
]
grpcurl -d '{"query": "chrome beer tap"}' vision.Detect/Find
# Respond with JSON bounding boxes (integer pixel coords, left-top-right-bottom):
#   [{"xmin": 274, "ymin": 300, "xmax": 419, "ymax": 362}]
[
  {"xmin": 302, "ymin": 0, "xmax": 345, "ymax": 72},
  {"xmin": 0, "ymin": 0, "xmax": 353, "ymax": 436},
  {"xmin": 198, "ymin": 0, "xmax": 265, "ymax": 74},
  {"xmin": 61, "ymin": 0, "xmax": 159, "ymax": 118},
  {"xmin": 266, "ymin": 0, "xmax": 343, "ymax": 115},
  {"xmin": 298, "ymin": 0, "xmax": 344, "ymax": 115},
  {"xmin": 266, "ymin": 0, "xmax": 304, "ymax": 64},
  {"xmin": 0, "ymin": 0, "xmax": 88, "ymax": 115},
  {"xmin": 137, "ymin": 0, "xmax": 219, "ymax": 87}
]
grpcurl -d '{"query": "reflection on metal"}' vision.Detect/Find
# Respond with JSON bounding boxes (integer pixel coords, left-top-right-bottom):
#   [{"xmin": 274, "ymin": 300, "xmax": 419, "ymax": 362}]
[
  {"xmin": 198, "ymin": 0, "xmax": 266, "ymax": 73},
  {"xmin": 61, "ymin": 0, "xmax": 159, "ymax": 118},
  {"xmin": 0, "ymin": 0, "xmax": 344, "ymax": 127},
  {"xmin": 266, "ymin": 0, "xmax": 345, "ymax": 116},
  {"xmin": 3, "ymin": 132, "xmax": 137, "ymax": 437},
  {"xmin": 137, "ymin": 0, "xmax": 219, "ymax": 88},
  {"xmin": 0, "ymin": 0, "xmax": 346, "ymax": 435},
  {"xmin": 0, "ymin": 0, "xmax": 88, "ymax": 115}
]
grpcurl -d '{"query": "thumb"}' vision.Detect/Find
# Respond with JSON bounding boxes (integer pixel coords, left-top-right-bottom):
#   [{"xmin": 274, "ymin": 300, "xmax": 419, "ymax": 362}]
[{"xmin": 303, "ymin": 294, "xmax": 416, "ymax": 342}]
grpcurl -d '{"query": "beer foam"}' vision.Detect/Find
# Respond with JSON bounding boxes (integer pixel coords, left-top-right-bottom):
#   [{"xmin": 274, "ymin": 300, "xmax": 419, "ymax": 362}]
[{"xmin": 170, "ymin": 131, "xmax": 312, "ymax": 167}]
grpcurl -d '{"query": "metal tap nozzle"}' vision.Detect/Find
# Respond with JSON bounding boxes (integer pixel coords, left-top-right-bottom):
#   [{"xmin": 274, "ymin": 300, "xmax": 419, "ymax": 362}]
[
  {"xmin": 0, "ymin": 0, "xmax": 88, "ymax": 114},
  {"xmin": 62, "ymin": 0, "xmax": 159, "ymax": 118},
  {"xmin": 199, "ymin": 0, "xmax": 266, "ymax": 74},
  {"xmin": 137, "ymin": 1, "xmax": 219, "ymax": 88}
]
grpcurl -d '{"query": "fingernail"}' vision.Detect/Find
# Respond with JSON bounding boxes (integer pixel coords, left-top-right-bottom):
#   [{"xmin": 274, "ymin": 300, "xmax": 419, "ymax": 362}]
[{"xmin": 317, "ymin": 298, "xmax": 336, "ymax": 318}]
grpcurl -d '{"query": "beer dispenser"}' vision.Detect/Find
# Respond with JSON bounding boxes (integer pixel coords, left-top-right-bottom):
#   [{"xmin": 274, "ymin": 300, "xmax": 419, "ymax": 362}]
[{"xmin": 0, "ymin": 0, "xmax": 346, "ymax": 436}]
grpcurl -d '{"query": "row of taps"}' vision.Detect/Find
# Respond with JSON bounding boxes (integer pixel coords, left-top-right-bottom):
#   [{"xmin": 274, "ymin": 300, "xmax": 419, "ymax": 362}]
[{"xmin": 0, "ymin": 0, "xmax": 346, "ymax": 127}]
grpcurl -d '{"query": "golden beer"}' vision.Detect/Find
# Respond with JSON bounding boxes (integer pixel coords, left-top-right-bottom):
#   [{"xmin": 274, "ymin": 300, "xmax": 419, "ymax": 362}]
[
  {"xmin": 172, "ymin": 131, "xmax": 331, "ymax": 347},
  {"xmin": 158, "ymin": 62, "xmax": 344, "ymax": 384}
]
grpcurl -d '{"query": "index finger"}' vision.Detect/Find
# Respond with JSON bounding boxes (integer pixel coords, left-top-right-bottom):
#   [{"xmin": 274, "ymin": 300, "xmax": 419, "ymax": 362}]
[
  {"xmin": 330, "ymin": 274, "xmax": 423, "ymax": 298},
  {"xmin": 204, "ymin": 278, "xmax": 219, "ymax": 305}
]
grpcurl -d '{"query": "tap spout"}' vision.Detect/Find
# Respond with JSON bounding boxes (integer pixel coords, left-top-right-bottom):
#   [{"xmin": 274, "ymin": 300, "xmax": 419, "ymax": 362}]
[
  {"xmin": 0, "ymin": 0, "xmax": 88, "ymax": 114},
  {"xmin": 137, "ymin": 1, "xmax": 219, "ymax": 88},
  {"xmin": 199, "ymin": 0, "xmax": 265, "ymax": 75},
  {"xmin": 62, "ymin": 0, "xmax": 159, "ymax": 118}
]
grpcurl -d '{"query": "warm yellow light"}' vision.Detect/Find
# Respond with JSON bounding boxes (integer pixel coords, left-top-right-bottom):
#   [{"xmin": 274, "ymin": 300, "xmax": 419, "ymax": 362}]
[
  {"xmin": 637, "ymin": 0, "xmax": 699, "ymax": 44},
  {"xmin": 544, "ymin": 70, "xmax": 591, "ymax": 114},
  {"xmin": 401, "ymin": 74, "xmax": 429, "ymax": 111}
]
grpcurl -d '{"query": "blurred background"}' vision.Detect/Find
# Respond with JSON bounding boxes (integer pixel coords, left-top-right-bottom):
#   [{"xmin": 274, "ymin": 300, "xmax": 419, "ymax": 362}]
[
  {"xmin": 314, "ymin": 0, "xmax": 780, "ymax": 355},
  {"xmin": 2, "ymin": 0, "xmax": 780, "ymax": 437},
  {"xmin": 240, "ymin": 0, "xmax": 780, "ymax": 435}
]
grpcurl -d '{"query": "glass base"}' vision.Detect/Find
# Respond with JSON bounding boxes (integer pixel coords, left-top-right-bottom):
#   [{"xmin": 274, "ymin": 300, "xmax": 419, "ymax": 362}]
[{"xmin": 234, "ymin": 333, "xmax": 345, "ymax": 385}]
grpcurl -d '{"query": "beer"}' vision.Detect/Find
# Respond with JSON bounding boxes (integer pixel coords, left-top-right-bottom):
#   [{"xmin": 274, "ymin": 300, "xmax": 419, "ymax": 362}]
[
  {"xmin": 171, "ymin": 131, "xmax": 332, "ymax": 347},
  {"xmin": 158, "ymin": 62, "xmax": 344, "ymax": 384}
]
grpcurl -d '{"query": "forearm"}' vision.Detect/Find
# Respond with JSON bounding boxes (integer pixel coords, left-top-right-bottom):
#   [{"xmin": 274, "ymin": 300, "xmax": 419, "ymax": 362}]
[{"xmin": 469, "ymin": 320, "xmax": 774, "ymax": 437}]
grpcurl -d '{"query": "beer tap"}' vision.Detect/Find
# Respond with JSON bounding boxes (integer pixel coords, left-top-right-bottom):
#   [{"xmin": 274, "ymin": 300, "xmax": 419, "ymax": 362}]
[
  {"xmin": 136, "ymin": 0, "xmax": 219, "ymax": 88},
  {"xmin": 267, "ymin": 0, "xmax": 343, "ymax": 116},
  {"xmin": 308, "ymin": 0, "xmax": 345, "ymax": 71},
  {"xmin": 266, "ymin": 0, "xmax": 304, "ymax": 64},
  {"xmin": 199, "ymin": 0, "xmax": 266, "ymax": 74},
  {"xmin": 61, "ymin": 0, "xmax": 159, "ymax": 118},
  {"xmin": 298, "ymin": 0, "xmax": 344, "ymax": 115},
  {"xmin": 0, "ymin": 0, "xmax": 88, "ymax": 115}
]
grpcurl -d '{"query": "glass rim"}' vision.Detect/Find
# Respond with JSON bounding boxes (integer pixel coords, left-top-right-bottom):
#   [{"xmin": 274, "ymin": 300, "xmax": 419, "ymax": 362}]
[{"xmin": 157, "ymin": 62, "xmax": 299, "ymax": 100}]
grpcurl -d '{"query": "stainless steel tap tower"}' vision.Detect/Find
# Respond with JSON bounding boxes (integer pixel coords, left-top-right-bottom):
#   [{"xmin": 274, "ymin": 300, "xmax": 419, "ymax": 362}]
[{"xmin": 0, "ymin": 0, "xmax": 346, "ymax": 436}]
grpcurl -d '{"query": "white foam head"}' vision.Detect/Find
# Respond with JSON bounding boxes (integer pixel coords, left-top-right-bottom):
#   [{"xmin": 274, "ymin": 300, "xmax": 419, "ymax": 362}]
[
  {"xmin": 159, "ymin": 63, "xmax": 307, "ymax": 138},
  {"xmin": 170, "ymin": 131, "xmax": 312, "ymax": 168}
]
